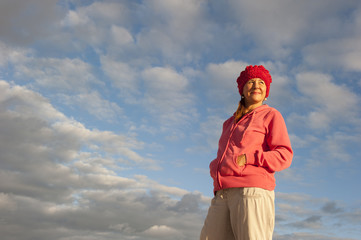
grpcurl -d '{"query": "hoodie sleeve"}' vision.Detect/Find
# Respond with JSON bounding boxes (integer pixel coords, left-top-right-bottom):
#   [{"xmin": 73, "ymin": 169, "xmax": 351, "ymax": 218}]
[{"xmin": 246, "ymin": 110, "xmax": 293, "ymax": 172}]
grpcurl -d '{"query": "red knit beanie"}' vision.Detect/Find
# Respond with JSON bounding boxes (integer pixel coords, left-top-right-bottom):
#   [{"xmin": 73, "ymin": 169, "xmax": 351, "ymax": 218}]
[{"xmin": 236, "ymin": 65, "xmax": 272, "ymax": 98}]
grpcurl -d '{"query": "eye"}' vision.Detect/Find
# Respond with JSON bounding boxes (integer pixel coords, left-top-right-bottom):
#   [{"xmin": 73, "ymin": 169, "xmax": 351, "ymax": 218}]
[{"xmin": 259, "ymin": 81, "xmax": 265, "ymax": 85}]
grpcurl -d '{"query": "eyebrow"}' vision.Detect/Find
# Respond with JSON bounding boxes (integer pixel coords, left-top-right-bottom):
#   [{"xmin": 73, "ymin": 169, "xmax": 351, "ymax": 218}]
[{"xmin": 249, "ymin": 79, "xmax": 264, "ymax": 82}]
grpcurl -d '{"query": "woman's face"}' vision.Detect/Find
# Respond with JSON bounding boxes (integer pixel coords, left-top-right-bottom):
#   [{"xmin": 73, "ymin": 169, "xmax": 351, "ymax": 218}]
[{"xmin": 242, "ymin": 78, "xmax": 267, "ymax": 106}]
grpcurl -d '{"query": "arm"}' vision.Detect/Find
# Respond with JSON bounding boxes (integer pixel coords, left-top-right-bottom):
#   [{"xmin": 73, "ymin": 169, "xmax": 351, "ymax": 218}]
[{"xmin": 246, "ymin": 110, "xmax": 293, "ymax": 172}]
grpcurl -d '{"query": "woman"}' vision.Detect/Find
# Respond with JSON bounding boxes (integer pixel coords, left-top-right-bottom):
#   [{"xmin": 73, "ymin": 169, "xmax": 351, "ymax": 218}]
[{"xmin": 200, "ymin": 65, "xmax": 293, "ymax": 240}]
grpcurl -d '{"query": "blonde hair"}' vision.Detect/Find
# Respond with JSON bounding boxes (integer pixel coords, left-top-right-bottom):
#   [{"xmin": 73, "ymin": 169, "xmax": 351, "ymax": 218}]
[{"xmin": 234, "ymin": 98, "xmax": 246, "ymax": 123}]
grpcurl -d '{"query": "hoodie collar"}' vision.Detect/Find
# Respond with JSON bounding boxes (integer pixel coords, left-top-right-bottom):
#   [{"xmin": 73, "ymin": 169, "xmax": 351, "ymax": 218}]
[{"xmin": 233, "ymin": 104, "xmax": 269, "ymax": 117}]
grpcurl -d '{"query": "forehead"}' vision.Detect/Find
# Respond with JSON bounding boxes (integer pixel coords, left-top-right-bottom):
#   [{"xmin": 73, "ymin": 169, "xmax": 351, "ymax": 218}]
[{"xmin": 247, "ymin": 78, "xmax": 264, "ymax": 82}]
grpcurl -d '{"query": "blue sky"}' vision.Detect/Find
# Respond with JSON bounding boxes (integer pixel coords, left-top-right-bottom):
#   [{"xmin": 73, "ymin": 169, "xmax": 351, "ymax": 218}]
[{"xmin": 0, "ymin": 0, "xmax": 361, "ymax": 239}]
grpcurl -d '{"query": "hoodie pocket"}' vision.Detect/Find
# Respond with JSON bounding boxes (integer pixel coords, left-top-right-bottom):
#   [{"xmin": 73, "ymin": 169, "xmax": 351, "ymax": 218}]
[{"xmin": 219, "ymin": 154, "xmax": 245, "ymax": 176}]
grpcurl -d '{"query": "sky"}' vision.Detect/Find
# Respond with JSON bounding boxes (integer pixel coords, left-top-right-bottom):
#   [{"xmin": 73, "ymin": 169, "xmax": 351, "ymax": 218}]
[{"xmin": 0, "ymin": 0, "xmax": 361, "ymax": 239}]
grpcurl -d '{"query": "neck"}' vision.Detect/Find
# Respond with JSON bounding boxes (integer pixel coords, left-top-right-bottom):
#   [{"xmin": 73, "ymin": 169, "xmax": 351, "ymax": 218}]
[{"xmin": 244, "ymin": 102, "xmax": 263, "ymax": 113}]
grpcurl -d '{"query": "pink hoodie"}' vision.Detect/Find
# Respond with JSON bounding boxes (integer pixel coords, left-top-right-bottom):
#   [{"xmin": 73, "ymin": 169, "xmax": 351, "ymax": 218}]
[{"xmin": 210, "ymin": 104, "xmax": 293, "ymax": 193}]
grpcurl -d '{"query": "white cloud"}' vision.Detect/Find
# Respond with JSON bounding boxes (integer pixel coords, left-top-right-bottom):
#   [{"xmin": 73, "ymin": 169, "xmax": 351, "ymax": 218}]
[
  {"xmin": 0, "ymin": 80, "xmax": 159, "ymax": 173},
  {"xmin": 110, "ymin": 25, "xmax": 134, "ymax": 46},
  {"xmin": 274, "ymin": 232, "xmax": 356, "ymax": 240},
  {"xmin": 61, "ymin": 10, "xmax": 89, "ymax": 27},
  {"xmin": 141, "ymin": 66, "xmax": 197, "ymax": 128},
  {"xmin": 303, "ymin": 37, "xmax": 361, "ymax": 72},
  {"xmin": 146, "ymin": 0, "xmax": 207, "ymax": 41},
  {"xmin": 60, "ymin": 2, "xmax": 129, "ymax": 48},
  {"xmin": 206, "ymin": 60, "xmax": 246, "ymax": 91},
  {"xmin": 307, "ymin": 111, "xmax": 330, "ymax": 130},
  {"xmin": 0, "ymin": 0, "xmax": 62, "ymax": 45},
  {"xmin": 204, "ymin": 60, "xmax": 247, "ymax": 113},
  {"xmin": 229, "ymin": 0, "xmax": 309, "ymax": 54},
  {"xmin": 0, "ymin": 42, "xmax": 29, "ymax": 67},
  {"xmin": 275, "ymin": 192, "xmax": 360, "ymax": 239},
  {"xmin": 317, "ymin": 131, "xmax": 359, "ymax": 163},
  {"xmin": 0, "ymin": 80, "xmax": 207, "ymax": 240},
  {"xmin": 0, "ymin": 193, "xmax": 17, "ymax": 211},
  {"xmin": 78, "ymin": 1, "xmax": 128, "ymax": 24},
  {"xmin": 3, "ymin": 49, "xmax": 127, "ymax": 123},
  {"xmin": 277, "ymin": 167, "xmax": 304, "ymax": 184},
  {"xmin": 186, "ymin": 114, "xmax": 224, "ymax": 154},
  {"xmin": 295, "ymin": 71, "xmax": 359, "ymax": 129},
  {"xmin": 135, "ymin": 0, "xmax": 212, "ymax": 65},
  {"xmin": 226, "ymin": 0, "xmax": 360, "ymax": 59},
  {"xmin": 59, "ymin": 91, "xmax": 123, "ymax": 122},
  {"xmin": 12, "ymin": 55, "xmax": 99, "ymax": 93},
  {"xmin": 100, "ymin": 56, "xmax": 139, "ymax": 96},
  {"xmin": 142, "ymin": 225, "xmax": 183, "ymax": 239}
]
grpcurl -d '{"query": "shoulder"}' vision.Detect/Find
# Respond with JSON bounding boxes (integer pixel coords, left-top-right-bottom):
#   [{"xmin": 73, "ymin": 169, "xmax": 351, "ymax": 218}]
[
  {"xmin": 259, "ymin": 105, "xmax": 285, "ymax": 123},
  {"xmin": 223, "ymin": 115, "xmax": 234, "ymax": 126},
  {"xmin": 256, "ymin": 105, "xmax": 280, "ymax": 116}
]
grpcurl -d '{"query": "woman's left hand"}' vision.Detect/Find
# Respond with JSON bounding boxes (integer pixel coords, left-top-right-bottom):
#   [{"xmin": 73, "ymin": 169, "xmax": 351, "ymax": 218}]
[{"xmin": 236, "ymin": 154, "xmax": 247, "ymax": 167}]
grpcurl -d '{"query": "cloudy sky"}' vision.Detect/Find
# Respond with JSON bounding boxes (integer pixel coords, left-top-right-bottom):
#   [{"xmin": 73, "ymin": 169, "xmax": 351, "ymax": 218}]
[{"xmin": 1, "ymin": 0, "xmax": 361, "ymax": 239}]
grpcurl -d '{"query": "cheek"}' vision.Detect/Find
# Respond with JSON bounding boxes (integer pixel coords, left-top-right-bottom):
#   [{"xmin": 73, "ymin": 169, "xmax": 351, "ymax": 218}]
[
  {"xmin": 242, "ymin": 85, "xmax": 251, "ymax": 95},
  {"xmin": 262, "ymin": 86, "xmax": 267, "ymax": 94},
  {"xmin": 242, "ymin": 87, "xmax": 248, "ymax": 96}
]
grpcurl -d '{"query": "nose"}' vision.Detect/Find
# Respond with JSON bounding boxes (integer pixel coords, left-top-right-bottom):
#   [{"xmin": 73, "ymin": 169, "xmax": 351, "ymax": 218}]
[{"xmin": 252, "ymin": 81, "xmax": 260, "ymax": 88}]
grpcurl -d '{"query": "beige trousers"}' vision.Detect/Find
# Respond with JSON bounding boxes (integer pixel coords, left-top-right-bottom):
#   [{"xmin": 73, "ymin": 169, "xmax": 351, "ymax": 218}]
[{"xmin": 200, "ymin": 188, "xmax": 275, "ymax": 240}]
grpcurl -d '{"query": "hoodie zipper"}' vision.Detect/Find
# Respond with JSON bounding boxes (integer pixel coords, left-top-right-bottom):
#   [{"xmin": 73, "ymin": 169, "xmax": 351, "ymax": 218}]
[{"xmin": 216, "ymin": 110, "xmax": 257, "ymax": 189}]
